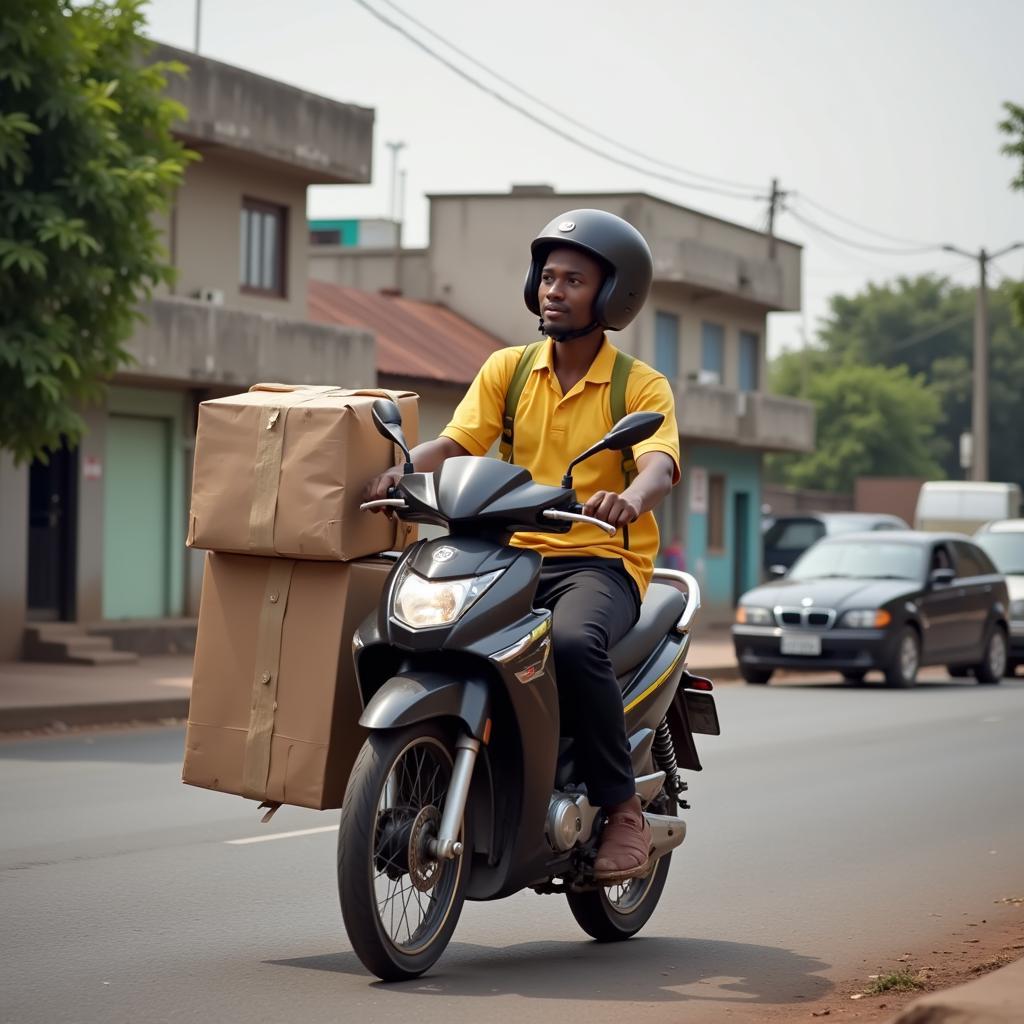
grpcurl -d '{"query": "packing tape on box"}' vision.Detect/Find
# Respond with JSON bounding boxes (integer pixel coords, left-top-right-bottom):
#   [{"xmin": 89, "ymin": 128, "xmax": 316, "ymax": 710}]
[{"xmin": 241, "ymin": 557, "xmax": 296, "ymax": 799}]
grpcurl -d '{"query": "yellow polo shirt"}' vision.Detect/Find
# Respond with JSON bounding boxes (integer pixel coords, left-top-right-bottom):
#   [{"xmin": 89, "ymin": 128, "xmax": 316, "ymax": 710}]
[{"xmin": 441, "ymin": 337, "xmax": 680, "ymax": 599}]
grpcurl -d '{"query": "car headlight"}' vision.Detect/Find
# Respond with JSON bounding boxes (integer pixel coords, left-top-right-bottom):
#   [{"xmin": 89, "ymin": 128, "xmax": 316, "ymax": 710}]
[
  {"xmin": 736, "ymin": 605, "xmax": 773, "ymax": 626},
  {"xmin": 839, "ymin": 609, "xmax": 892, "ymax": 628},
  {"xmin": 393, "ymin": 569, "xmax": 502, "ymax": 629},
  {"xmin": 1011, "ymin": 598, "xmax": 1024, "ymax": 620}
]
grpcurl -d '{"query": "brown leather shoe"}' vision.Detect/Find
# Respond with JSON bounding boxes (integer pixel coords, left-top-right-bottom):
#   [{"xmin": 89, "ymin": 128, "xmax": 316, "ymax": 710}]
[{"xmin": 594, "ymin": 798, "xmax": 652, "ymax": 883}]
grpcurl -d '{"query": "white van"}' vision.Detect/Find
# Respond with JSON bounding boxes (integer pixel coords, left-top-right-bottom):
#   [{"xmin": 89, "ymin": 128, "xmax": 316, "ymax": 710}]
[{"xmin": 914, "ymin": 481, "xmax": 1022, "ymax": 534}]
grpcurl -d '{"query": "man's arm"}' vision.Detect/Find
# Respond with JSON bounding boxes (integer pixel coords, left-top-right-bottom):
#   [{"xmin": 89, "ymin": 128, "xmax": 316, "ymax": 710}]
[
  {"xmin": 363, "ymin": 436, "xmax": 469, "ymax": 503},
  {"xmin": 582, "ymin": 451, "xmax": 676, "ymax": 528}
]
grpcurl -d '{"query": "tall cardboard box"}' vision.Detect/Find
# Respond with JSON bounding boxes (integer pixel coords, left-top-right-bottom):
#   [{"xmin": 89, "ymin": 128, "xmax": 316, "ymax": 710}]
[
  {"xmin": 187, "ymin": 385, "xmax": 418, "ymax": 561},
  {"xmin": 182, "ymin": 552, "xmax": 391, "ymax": 809}
]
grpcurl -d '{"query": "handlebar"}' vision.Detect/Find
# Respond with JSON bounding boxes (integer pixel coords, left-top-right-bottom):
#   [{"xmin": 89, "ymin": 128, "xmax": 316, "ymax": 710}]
[{"xmin": 542, "ymin": 509, "xmax": 617, "ymax": 536}]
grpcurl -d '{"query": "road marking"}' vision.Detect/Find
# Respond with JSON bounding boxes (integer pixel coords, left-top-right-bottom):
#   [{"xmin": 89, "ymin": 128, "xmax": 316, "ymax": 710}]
[{"xmin": 226, "ymin": 824, "xmax": 338, "ymax": 845}]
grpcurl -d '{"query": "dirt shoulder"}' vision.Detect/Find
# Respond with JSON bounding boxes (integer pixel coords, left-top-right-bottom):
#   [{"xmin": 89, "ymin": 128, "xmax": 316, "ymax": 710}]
[{"xmin": 756, "ymin": 901, "xmax": 1024, "ymax": 1022}]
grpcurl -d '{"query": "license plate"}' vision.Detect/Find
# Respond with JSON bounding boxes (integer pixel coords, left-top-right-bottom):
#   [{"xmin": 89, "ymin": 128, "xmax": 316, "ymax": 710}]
[{"xmin": 780, "ymin": 633, "xmax": 822, "ymax": 656}]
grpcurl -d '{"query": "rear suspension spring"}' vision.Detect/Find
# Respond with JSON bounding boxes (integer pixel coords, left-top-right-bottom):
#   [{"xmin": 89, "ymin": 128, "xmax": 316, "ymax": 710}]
[{"xmin": 653, "ymin": 718, "xmax": 689, "ymax": 802}]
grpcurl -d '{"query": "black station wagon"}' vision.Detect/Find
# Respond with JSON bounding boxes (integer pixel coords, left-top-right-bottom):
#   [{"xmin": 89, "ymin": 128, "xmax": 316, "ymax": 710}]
[{"xmin": 732, "ymin": 532, "xmax": 1010, "ymax": 687}]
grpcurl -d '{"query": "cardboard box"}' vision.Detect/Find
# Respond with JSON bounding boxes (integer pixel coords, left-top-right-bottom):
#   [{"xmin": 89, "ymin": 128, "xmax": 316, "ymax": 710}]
[
  {"xmin": 187, "ymin": 384, "xmax": 418, "ymax": 561},
  {"xmin": 182, "ymin": 552, "xmax": 391, "ymax": 809}
]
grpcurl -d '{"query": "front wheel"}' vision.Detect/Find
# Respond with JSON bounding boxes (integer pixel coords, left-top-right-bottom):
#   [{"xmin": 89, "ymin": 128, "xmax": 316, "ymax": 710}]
[
  {"xmin": 566, "ymin": 799, "xmax": 675, "ymax": 942},
  {"xmin": 974, "ymin": 626, "xmax": 1008, "ymax": 684},
  {"xmin": 337, "ymin": 722, "xmax": 469, "ymax": 981},
  {"xmin": 885, "ymin": 626, "xmax": 920, "ymax": 688},
  {"xmin": 740, "ymin": 666, "xmax": 773, "ymax": 685}
]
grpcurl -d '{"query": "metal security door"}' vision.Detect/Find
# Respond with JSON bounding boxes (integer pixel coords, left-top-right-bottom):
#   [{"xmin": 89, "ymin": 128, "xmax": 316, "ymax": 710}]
[{"xmin": 102, "ymin": 415, "xmax": 170, "ymax": 619}]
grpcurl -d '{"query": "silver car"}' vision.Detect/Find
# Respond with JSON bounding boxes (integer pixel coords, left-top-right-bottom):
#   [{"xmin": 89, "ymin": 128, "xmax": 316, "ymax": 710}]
[{"xmin": 975, "ymin": 519, "xmax": 1024, "ymax": 675}]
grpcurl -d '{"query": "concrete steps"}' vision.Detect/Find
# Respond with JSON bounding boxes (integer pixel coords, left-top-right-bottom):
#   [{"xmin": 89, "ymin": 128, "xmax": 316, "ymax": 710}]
[{"xmin": 23, "ymin": 625, "xmax": 139, "ymax": 665}]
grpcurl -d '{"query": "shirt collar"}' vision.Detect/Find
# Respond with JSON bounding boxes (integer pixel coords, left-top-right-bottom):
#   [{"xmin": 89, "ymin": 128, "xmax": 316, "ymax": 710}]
[{"xmin": 533, "ymin": 334, "xmax": 617, "ymax": 384}]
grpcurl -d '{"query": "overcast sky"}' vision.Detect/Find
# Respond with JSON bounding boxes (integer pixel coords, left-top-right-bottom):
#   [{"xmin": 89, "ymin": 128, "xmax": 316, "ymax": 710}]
[{"xmin": 144, "ymin": 0, "xmax": 1024, "ymax": 355}]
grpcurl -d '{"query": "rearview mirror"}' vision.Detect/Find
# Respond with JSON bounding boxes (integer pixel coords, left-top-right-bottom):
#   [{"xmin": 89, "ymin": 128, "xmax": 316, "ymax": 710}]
[
  {"xmin": 561, "ymin": 411, "xmax": 665, "ymax": 488},
  {"xmin": 768, "ymin": 564, "xmax": 787, "ymax": 579},
  {"xmin": 371, "ymin": 399, "xmax": 413, "ymax": 472},
  {"xmin": 929, "ymin": 567, "xmax": 956, "ymax": 588}
]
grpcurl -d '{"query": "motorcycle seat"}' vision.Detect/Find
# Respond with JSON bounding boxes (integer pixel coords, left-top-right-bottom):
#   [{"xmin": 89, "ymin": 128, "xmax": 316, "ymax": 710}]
[{"xmin": 609, "ymin": 582, "xmax": 687, "ymax": 679}]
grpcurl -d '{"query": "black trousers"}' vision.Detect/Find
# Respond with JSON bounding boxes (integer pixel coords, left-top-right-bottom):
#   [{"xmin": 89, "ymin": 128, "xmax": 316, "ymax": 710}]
[{"xmin": 533, "ymin": 556, "xmax": 642, "ymax": 807}]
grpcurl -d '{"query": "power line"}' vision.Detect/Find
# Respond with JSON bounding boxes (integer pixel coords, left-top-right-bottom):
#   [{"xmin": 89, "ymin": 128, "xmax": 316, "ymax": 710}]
[
  {"xmin": 790, "ymin": 191, "xmax": 942, "ymax": 249},
  {"xmin": 352, "ymin": 0, "xmax": 767, "ymax": 202},
  {"xmin": 374, "ymin": 0, "xmax": 766, "ymax": 194},
  {"xmin": 783, "ymin": 202, "xmax": 943, "ymax": 256}
]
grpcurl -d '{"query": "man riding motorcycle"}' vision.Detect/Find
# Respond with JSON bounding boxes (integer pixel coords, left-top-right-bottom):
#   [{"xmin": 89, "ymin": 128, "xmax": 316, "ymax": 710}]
[{"xmin": 365, "ymin": 209, "xmax": 680, "ymax": 882}]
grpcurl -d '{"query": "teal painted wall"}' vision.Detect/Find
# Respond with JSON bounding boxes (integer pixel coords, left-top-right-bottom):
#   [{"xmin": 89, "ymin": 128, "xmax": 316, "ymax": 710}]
[
  {"xmin": 685, "ymin": 445, "xmax": 762, "ymax": 614},
  {"xmin": 308, "ymin": 218, "xmax": 360, "ymax": 245},
  {"xmin": 103, "ymin": 387, "xmax": 186, "ymax": 618}
]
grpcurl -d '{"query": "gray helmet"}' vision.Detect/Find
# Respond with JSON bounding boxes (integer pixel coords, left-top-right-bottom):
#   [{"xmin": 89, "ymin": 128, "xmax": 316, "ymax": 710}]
[{"xmin": 524, "ymin": 209, "xmax": 653, "ymax": 331}]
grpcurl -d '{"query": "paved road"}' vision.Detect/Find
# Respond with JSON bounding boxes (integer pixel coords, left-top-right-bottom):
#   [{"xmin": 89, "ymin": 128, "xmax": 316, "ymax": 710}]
[{"xmin": 2, "ymin": 674, "xmax": 1023, "ymax": 1023}]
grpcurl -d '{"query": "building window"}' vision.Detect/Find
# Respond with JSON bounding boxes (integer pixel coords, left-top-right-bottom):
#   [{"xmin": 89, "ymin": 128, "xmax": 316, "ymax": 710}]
[
  {"xmin": 240, "ymin": 198, "xmax": 287, "ymax": 296},
  {"xmin": 654, "ymin": 311, "xmax": 680, "ymax": 380},
  {"xmin": 739, "ymin": 331, "xmax": 759, "ymax": 392},
  {"xmin": 707, "ymin": 473, "xmax": 726, "ymax": 552},
  {"xmin": 701, "ymin": 322, "xmax": 725, "ymax": 384}
]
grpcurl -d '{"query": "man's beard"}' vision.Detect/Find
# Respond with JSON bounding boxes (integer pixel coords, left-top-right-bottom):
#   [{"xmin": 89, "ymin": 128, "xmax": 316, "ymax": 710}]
[{"xmin": 539, "ymin": 317, "xmax": 599, "ymax": 342}]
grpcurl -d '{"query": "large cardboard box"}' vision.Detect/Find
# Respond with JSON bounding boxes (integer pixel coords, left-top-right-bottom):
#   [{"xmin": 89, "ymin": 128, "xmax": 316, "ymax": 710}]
[
  {"xmin": 182, "ymin": 552, "xmax": 392, "ymax": 810},
  {"xmin": 187, "ymin": 384, "xmax": 418, "ymax": 561}
]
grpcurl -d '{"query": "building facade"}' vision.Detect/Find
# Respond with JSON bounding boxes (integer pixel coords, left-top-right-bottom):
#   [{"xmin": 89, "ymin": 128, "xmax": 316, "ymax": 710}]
[
  {"xmin": 310, "ymin": 187, "xmax": 815, "ymax": 621},
  {"xmin": 0, "ymin": 44, "xmax": 376, "ymax": 661}
]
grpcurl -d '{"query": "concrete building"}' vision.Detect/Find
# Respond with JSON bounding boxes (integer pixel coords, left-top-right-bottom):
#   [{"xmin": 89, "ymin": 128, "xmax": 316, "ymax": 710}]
[
  {"xmin": 0, "ymin": 44, "xmax": 376, "ymax": 662},
  {"xmin": 310, "ymin": 187, "xmax": 815, "ymax": 621}
]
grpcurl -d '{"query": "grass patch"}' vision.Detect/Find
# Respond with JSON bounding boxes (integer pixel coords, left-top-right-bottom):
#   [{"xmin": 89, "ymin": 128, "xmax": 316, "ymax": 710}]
[{"xmin": 865, "ymin": 969, "xmax": 926, "ymax": 995}]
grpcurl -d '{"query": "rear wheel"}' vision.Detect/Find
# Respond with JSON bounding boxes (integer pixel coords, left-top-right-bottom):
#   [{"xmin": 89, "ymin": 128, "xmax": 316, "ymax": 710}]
[
  {"xmin": 974, "ymin": 626, "xmax": 1008, "ymax": 684},
  {"xmin": 566, "ymin": 797, "xmax": 676, "ymax": 942},
  {"xmin": 740, "ymin": 666, "xmax": 773, "ymax": 685},
  {"xmin": 337, "ymin": 723, "xmax": 469, "ymax": 981},
  {"xmin": 885, "ymin": 626, "xmax": 920, "ymax": 688}
]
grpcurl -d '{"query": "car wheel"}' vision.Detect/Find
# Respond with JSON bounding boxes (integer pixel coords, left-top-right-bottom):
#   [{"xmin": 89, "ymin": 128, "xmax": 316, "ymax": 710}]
[
  {"xmin": 974, "ymin": 626, "xmax": 1008, "ymax": 685},
  {"xmin": 740, "ymin": 666, "xmax": 773, "ymax": 685},
  {"xmin": 841, "ymin": 671, "xmax": 866, "ymax": 684},
  {"xmin": 885, "ymin": 626, "xmax": 920, "ymax": 688},
  {"xmin": 946, "ymin": 666, "xmax": 970, "ymax": 678}
]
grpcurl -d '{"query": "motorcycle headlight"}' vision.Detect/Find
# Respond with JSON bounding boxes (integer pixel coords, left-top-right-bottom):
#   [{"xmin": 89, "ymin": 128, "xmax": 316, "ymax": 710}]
[
  {"xmin": 1010, "ymin": 598, "xmax": 1024, "ymax": 620},
  {"xmin": 736, "ymin": 605, "xmax": 773, "ymax": 626},
  {"xmin": 840, "ymin": 609, "xmax": 892, "ymax": 629},
  {"xmin": 393, "ymin": 569, "xmax": 502, "ymax": 629}
]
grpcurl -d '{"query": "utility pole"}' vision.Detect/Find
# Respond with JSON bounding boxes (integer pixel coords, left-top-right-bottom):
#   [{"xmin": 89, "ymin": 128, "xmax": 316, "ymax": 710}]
[
  {"xmin": 194, "ymin": 0, "xmax": 202, "ymax": 53},
  {"xmin": 393, "ymin": 168, "xmax": 407, "ymax": 295},
  {"xmin": 385, "ymin": 141, "xmax": 406, "ymax": 292},
  {"xmin": 766, "ymin": 178, "xmax": 787, "ymax": 260},
  {"xmin": 942, "ymin": 241, "xmax": 1024, "ymax": 481}
]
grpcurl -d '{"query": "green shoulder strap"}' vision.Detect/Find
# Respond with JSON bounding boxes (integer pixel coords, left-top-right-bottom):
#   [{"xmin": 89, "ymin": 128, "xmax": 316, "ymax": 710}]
[
  {"xmin": 499, "ymin": 340, "xmax": 545, "ymax": 463},
  {"xmin": 610, "ymin": 351, "xmax": 637, "ymax": 486}
]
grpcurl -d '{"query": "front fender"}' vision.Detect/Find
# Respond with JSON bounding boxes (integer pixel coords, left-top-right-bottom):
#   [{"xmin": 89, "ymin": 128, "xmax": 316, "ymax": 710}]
[{"xmin": 358, "ymin": 672, "xmax": 490, "ymax": 739}]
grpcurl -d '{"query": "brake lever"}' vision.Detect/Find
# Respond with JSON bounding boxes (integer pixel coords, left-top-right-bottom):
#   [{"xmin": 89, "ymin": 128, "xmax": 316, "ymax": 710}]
[{"xmin": 542, "ymin": 509, "xmax": 616, "ymax": 536}]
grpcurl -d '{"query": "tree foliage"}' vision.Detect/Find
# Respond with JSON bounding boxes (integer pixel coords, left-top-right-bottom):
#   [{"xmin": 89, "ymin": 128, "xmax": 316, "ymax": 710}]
[
  {"xmin": 769, "ymin": 275, "xmax": 1024, "ymax": 490},
  {"xmin": 0, "ymin": 0, "xmax": 194, "ymax": 463},
  {"xmin": 999, "ymin": 100, "xmax": 1024, "ymax": 325}
]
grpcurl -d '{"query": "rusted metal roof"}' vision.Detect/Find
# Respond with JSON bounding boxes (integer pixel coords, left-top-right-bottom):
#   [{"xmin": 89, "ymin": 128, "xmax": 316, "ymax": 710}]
[{"xmin": 309, "ymin": 280, "xmax": 507, "ymax": 385}]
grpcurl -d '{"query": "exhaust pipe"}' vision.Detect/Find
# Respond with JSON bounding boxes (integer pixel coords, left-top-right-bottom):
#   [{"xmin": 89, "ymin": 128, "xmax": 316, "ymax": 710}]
[{"xmin": 645, "ymin": 812, "xmax": 686, "ymax": 860}]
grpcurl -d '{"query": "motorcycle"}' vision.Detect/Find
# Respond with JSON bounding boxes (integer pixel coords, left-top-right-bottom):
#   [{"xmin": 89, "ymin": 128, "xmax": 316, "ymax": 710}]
[{"xmin": 338, "ymin": 399, "xmax": 720, "ymax": 981}]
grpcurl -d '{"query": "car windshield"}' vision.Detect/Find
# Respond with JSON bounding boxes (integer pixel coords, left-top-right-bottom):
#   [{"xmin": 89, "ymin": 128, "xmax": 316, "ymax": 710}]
[
  {"xmin": 764, "ymin": 519, "xmax": 825, "ymax": 551},
  {"xmin": 975, "ymin": 532, "xmax": 1024, "ymax": 575},
  {"xmin": 788, "ymin": 540, "xmax": 926, "ymax": 582}
]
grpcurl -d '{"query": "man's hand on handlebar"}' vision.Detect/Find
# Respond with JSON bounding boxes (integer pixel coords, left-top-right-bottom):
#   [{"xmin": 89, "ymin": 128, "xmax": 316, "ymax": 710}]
[
  {"xmin": 363, "ymin": 466, "xmax": 404, "ymax": 512},
  {"xmin": 583, "ymin": 491, "xmax": 642, "ymax": 529}
]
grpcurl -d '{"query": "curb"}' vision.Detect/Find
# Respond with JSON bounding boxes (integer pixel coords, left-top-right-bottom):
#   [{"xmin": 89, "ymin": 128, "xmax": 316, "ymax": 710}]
[{"xmin": 0, "ymin": 697, "xmax": 190, "ymax": 734}]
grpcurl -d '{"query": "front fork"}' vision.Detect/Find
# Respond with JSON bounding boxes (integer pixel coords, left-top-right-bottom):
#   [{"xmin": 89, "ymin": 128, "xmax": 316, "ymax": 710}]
[{"xmin": 429, "ymin": 734, "xmax": 480, "ymax": 860}]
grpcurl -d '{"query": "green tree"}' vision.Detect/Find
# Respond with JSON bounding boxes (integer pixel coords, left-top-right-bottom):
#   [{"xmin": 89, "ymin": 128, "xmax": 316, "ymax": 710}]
[
  {"xmin": 768, "ymin": 363, "xmax": 943, "ymax": 493},
  {"xmin": 771, "ymin": 275, "xmax": 1024, "ymax": 487},
  {"xmin": 0, "ymin": 0, "xmax": 193, "ymax": 463},
  {"xmin": 999, "ymin": 100, "xmax": 1024, "ymax": 325}
]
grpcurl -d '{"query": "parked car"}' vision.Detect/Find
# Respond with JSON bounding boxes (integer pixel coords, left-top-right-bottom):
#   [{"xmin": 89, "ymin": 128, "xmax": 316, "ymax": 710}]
[
  {"xmin": 762, "ymin": 512, "xmax": 909, "ymax": 578},
  {"xmin": 974, "ymin": 518, "xmax": 1024, "ymax": 675},
  {"xmin": 915, "ymin": 480, "xmax": 1021, "ymax": 534},
  {"xmin": 733, "ymin": 531, "xmax": 1010, "ymax": 687}
]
